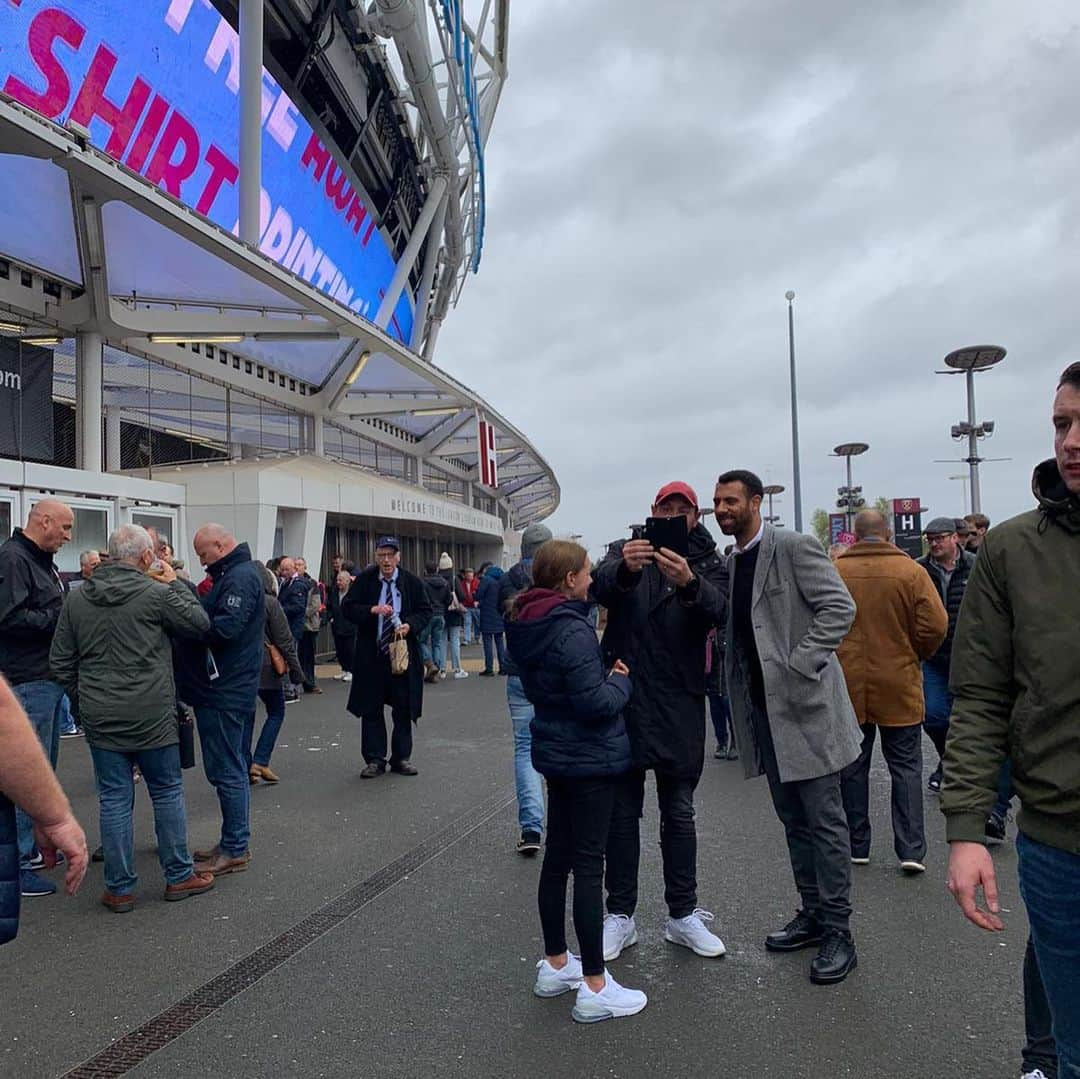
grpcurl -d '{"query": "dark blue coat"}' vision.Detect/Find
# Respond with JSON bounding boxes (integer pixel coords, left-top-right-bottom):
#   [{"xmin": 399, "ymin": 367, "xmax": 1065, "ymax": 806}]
[
  {"xmin": 0, "ymin": 794, "xmax": 18, "ymax": 944},
  {"xmin": 476, "ymin": 566, "xmax": 505, "ymax": 634},
  {"xmin": 505, "ymin": 594, "xmax": 632, "ymax": 779},
  {"xmin": 179, "ymin": 543, "xmax": 265, "ymax": 712},
  {"xmin": 277, "ymin": 575, "xmax": 312, "ymax": 640}
]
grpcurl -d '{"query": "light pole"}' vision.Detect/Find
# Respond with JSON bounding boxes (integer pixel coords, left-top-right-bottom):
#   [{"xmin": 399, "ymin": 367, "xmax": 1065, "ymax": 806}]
[
  {"xmin": 763, "ymin": 483, "xmax": 785, "ymax": 527},
  {"xmin": 786, "ymin": 291, "xmax": 803, "ymax": 532},
  {"xmin": 948, "ymin": 474, "xmax": 970, "ymax": 515},
  {"xmin": 832, "ymin": 442, "xmax": 869, "ymax": 533},
  {"xmin": 938, "ymin": 345, "xmax": 1006, "ymax": 516}
]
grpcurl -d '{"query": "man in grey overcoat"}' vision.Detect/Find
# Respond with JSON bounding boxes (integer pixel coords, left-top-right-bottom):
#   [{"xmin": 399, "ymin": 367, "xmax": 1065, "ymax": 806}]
[{"xmin": 715, "ymin": 470, "xmax": 862, "ymax": 985}]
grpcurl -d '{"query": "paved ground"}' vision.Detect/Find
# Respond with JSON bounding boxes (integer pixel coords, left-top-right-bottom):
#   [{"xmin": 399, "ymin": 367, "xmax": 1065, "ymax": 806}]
[{"xmin": 2, "ymin": 652, "xmax": 1028, "ymax": 1079}]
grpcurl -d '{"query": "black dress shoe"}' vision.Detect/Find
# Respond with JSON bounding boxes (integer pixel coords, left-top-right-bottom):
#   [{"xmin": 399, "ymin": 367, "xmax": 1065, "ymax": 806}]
[
  {"xmin": 809, "ymin": 929, "xmax": 858, "ymax": 985},
  {"xmin": 391, "ymin": 760, "xmax": 419, "ymax": 776},
  {"xmin": 766, "ymin": 910, "xmax": 824, "ymax": 952},
  {"xmin": 360, "ymin": 763, "xmax": 385, "ymax": 779}
]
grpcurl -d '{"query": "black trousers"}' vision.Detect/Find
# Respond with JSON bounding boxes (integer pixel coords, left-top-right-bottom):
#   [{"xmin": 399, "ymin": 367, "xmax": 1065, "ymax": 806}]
[
  {"xmin": 299, "ymin": 631, "xmax": 318, "ymax": 689},
  {"xmin": 840, "ymin": 723, "xmax": 926, "ymax": 862},
  {"xmin": 333, "ymin": 632, "xmax": 356, "ymax": 671},
  {"xmin": 753, "ymin": 704, "xmax": 852, "ymax": 932},
  {"xmin": 1023, "ymin": 932, "xmax": 1059, "ymax": 1077},
  {"xmin": 605, "ymin": 768, "xmax": 698, "ymax": 920},
  {"xmin": 538, "ymin": 775, "xmax": 616, "ymax": 977},
  {"xmin": 361, "ymin": 657, "xmax": 413, "ymax": 766}
]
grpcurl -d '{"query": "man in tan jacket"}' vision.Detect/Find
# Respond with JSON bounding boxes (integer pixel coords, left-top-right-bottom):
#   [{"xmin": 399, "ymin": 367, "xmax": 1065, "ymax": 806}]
[{"xmin": 836, "ymin": 510, "xmax": 948, "ymax": 874}]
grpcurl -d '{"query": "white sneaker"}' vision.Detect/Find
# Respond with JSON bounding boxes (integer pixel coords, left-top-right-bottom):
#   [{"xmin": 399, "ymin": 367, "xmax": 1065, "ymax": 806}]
[
  {"xmin": 900, "ymin": 859, "xmax": 926, "ymax": 874},
  {"xmin": 342, "ymin": 672, "xmax": 353, "ymax": 682},
  {"xmin": 333, "ymin": 672, "xmax": 345, "ymax": 680},
  {"xmin": 571, "ymin": 970, "xmax": 648, "ymax": 1023},
  {"xmin": 439, "ymin": 670, "xmax": 447, "ymax": 680},
  {"xmin": 453, "ymin": 669, "xmax": 469, "ymax": 679},
  {"xmin": 665, "ymin": 908, "xmax": 726, "ymax": 957},
  {"xmin": 602, "ymin": 913, "xmax": 638, "ymax": 961},
  {"xmin": 1022, "ymin": 1071, "xmax": 1049, "ymax": 1079},
  {"xmin": 533, "ymin": 953, "xmax": 583, "ymax": 998}
]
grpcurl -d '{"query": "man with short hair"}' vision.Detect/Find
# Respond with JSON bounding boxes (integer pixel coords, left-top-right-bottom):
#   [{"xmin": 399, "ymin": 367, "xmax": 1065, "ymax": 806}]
[
  {"xmin": 594, "ymin": 481, "xmax": 728, "ymax": 961},
  {"xmin": 276, "ymin": 556, "xmax": 312, "ymax": 700},
  {"xmin": 182, "ymin": 524, "xmax": 265, "ymax": 877},
  {"xmin": 717, "ymin": 470, "xmax": 862, "ymax": 984},
  {"xmin": 0, "ymin": 498, "xmax": 74, "ymax": 898},
  {"xmin": 836, "ymin": 510, "xmax": 948, "ymax": 873},
  {"xmin": 498, "ymin": 523, "xmax": 553, "ymax": 856},
  {"xmin": 963, "ymin": 513, "xmax": 990, "ymax": 553},
  {"xmin": 916, "ymin": 517, "xmax": 977, "ymax": 793},
  {"xmin": 420, "ymin": 560, "xmax": 451, "ymax": 684},
  {"xmin": 70, "ymin": 550, "xmax": 100, "ymax": 587},
  {"xmin": 341, "ymin": 537, "xmax": 433, "ymax": 778},
  {"xmin": 50, "ymin": 524, "xmax": 214, "ymax": 912},
  {"xmin": 943, "ymin": 361, "xmax": 1080, "ymax": 1078}
]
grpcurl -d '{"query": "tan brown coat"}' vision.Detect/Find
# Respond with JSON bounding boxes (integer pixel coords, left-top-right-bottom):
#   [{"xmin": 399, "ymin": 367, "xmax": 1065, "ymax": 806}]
[{"xmin": 835, "ymin": 541, "xmax": 948, "ymax": 727}]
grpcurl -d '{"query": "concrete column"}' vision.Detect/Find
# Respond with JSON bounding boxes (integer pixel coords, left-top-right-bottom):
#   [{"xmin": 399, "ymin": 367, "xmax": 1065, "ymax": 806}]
[
  {"xmin": 415, "ymin": 455, "xmax": 425, "ymax": 489},
  {"xmin": 105, "ymin": 406, "xmax": 121, "ymax": 471},
  {"xmin": 280, "ymin": 507, "xmax": 327, "ymax": 575},
  {"xmin": 239, "ymin": 0, "xmax": 263, "ymax": 245},
  {"xmin": 312, "ymin": 414, "xmax": 325, "ymax": 457},
  {"xmin": 76, "ymin": 331, "xmax": 103, "ymax": 472}
]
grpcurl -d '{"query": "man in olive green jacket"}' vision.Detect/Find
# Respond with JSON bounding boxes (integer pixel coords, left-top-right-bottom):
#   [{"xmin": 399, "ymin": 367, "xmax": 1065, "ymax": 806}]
[
  {"xmin": 943, "ymin": 362, "xmax": 1080, "ymax": 1077},
  {"xmin": 50, "ymin": 524, "xmax": 214, "ymax": 913}
]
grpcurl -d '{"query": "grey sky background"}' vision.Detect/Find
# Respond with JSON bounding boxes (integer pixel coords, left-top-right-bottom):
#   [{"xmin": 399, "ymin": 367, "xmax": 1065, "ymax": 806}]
[{"xmin": 438, "ymin": 1, "xmax": 1080, "ymax": 552}]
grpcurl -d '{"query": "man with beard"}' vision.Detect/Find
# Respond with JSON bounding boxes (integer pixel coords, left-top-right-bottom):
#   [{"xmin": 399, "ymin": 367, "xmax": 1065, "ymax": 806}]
[
  {"xmin": 593, "ymin": 482, "xmax": 728, "ymax": 962},
  {"xmin": 715, "ymin": 470, "xmax": 861, "ymax": 985}
]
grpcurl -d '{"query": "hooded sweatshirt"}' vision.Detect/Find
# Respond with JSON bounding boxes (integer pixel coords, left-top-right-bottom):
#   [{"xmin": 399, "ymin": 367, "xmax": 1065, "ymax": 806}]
[{"xmin": 505, "ymin": 588, "xmax": 632, "ymax": 779}]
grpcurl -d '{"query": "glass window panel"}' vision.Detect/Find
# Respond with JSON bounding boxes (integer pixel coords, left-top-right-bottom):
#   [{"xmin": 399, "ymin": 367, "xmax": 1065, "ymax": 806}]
[{"xmin": 49, "ymin": 505, "xmax": 110, "ymax": 575}]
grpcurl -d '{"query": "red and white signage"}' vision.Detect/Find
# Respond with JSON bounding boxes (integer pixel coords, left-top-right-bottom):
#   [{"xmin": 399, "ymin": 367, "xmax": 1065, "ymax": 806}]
[{"xmin": 478, "ymin": 416, "xmax": 498, "ymax": 488}]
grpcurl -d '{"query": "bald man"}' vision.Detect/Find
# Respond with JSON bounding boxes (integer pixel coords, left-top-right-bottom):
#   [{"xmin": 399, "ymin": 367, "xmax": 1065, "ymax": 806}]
[{"xmin": 0, "ymin": 498, "xmax": 74, "ymax": 898}]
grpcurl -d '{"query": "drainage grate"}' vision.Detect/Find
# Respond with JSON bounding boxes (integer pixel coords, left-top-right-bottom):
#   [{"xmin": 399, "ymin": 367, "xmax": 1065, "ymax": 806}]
[{"xmin": 64, "ymin": 785, "xmax": 515, "ymax": 1078}]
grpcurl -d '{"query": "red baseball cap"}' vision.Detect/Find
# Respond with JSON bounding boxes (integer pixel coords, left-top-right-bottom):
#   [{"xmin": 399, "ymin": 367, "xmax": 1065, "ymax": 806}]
[{"xmin": 653, "ymin": 481, "xmax": 699, "ymax": 510}]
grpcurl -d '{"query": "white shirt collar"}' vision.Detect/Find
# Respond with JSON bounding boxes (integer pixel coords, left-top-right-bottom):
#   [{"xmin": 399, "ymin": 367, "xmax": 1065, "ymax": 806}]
[{"xmin": 734, "ymin": 518, "xmax": 766, "ymax": 555}]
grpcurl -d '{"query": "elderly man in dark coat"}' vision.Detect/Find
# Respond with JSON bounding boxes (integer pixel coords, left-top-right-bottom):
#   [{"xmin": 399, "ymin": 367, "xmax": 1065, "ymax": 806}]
[
  {"xmin": 342, "ymin": 537, "xmax": 433, "ymax": 778},
  {"xmin": 716, "ymin": 469, "xmax": 861, "ymax": 986}
]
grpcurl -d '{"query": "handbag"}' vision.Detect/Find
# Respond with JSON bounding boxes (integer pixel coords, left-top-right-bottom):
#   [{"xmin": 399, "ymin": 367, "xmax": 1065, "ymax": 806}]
[
  {"xmin": 265, "ymin": 639, "xmax": 288, "ymax": 677},
  {"xmin": 178, "ymin": 705, "xmax": 196, "ymax": 770},
  {"xmin": 388, "ymin": 632, "xmax": 410, "ymax": 676}
]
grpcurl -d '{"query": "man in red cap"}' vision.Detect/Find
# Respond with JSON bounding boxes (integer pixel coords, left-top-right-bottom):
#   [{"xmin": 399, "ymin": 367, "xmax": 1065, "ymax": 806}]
[{"xmin": 592, "ymin": 480, "xmax": 729, "ymax": 962}]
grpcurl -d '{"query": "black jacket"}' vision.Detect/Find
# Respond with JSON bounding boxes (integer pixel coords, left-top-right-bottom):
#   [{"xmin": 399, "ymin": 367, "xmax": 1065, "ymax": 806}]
[
  {"xmin": 505, "ymin": 590, "xmax": 632, "ymax": 779},
  {"xmin": 179, "ymin": 543, "xmax": 265, "ymax": 711},
  {"xmin": 327, "ymin": 585, "xmax": 356, "ymax": 639},
  {"xmin": 498, "ymin": 562, "xmax": 532, "ymax": 677},
  {"xmin": 278, "ymin": 575, "xmax": 312, "ymax": 639},
  {"xmin": 592, "ymin": 523, "xmax": 728, "ymax": 779},
  {"xmin": 0, "ymin": 529, "xmax": 67, "ymax": 685},
  {"xmin": 423, "ymin": 573, "xmax": 451, "ymax": 615},
  {"xmin": 916, "ymin": 547, "xmax": 976, "ymax": 669},
  {"xmin": 261, "ymin": 590, "xmax": 303, "ymax": 692}
]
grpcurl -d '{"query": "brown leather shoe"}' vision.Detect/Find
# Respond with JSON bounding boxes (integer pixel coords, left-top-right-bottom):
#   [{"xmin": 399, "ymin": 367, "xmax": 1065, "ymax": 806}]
[
  {"xmin": 193, "ymin": 850, "xmax": 251, "ymax": 876},
  {"xmin": 391, "ymin": 760, "xmax": 419, "ymax": 776},
  {"xmin": 101, "ymin": 891, "xmax": 136, "ymax": 914},
  {"xmin": 360, "ymin": 763, "xmax": 385, "ymax": 779},
  {"xmin": 249, "ymin": 769, "xmax": 261, "ymax": 785},
  {"xmin": 164, "ymin": 871, "xmax": 216, "ymax": 902},
  {"xmin": 253, "ymin": 763, "xmax": 280, "ymax": 784},
  {"xmin": 192, "ymin": 844, "xmax": 221, "ymax": 862}
]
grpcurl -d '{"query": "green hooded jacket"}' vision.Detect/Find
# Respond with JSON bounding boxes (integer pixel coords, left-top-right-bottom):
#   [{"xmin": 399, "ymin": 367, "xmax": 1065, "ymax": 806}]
[
  {"xmin": 941, "ymin": 459, "xmax": 1080, "ymax": 853},
  {"xmin": 50, "ymin": 562, "xmax": 211, "ymax": 752}
]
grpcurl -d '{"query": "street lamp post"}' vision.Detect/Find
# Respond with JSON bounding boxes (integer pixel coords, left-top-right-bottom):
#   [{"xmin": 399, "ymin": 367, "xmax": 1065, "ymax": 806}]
[
  {"xmin": 948, "ymin": 474, "xmax": 970, "ymax": 515},
  {"xmin": 763, "ymin": 483, "xmax": 785, "ymax": 527},
  {"xmin": 786, "ymin": 291, "xmax": 803, "ymax": 532},
  {"xmin": 832, "ymin": 442, "xmax": 870, "ymax": 533}
]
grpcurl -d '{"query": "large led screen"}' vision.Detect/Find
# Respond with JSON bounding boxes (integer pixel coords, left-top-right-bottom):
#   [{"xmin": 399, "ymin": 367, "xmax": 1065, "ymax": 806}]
[{"xmin": 0, "ymin": 0, "xmax": 413, "ymax": 344}]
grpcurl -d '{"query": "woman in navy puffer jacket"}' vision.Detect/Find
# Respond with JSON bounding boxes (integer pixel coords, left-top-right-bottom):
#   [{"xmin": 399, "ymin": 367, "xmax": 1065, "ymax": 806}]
[{"xmin": 505, "ymin": 540, "xmax": 647, "ymax": 1024}]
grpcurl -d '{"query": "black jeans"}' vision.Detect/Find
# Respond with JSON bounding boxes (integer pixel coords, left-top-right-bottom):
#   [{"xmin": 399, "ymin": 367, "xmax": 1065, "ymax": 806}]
[
  {"xmin": 753, "ymin": 705, "xmax": 852, "ymax": 932},
  {"xmin": 538, "ymin": 776, "xmax": 616, "ymax": 977},
  {"xmin": 605, "ymin": 768, "xmax": 698, "ymax": 920},
  {"xmin": 299, "ymin": 631, "xmax": 318, "ymax": 689},
  {"xmin": 333, "ymin": 632, "xmax": 355, "ymax": 672},
  {"xmin": 1024, "ymin": 932, "xmax": 1059, "ymax": 1078},
  {"xmin": 361, "ymin": 657, "xmax": 413, "ymax": 767},
  {"xmin": 840, "ymin": 723, "xmax": 926, "ymax": 862}
]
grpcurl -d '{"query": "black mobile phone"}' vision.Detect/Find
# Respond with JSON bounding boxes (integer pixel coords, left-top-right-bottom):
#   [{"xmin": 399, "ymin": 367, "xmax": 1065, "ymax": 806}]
[{"xmin": 644, "ymin": 516, "xmax": 690, "ymax": 557}]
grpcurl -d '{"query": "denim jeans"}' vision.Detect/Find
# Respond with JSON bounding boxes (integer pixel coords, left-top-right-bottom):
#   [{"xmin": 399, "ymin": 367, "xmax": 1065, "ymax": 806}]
[
  {"xmin": 58, "ymin": 693, "xmax": 77, "ymax": 734},
  {"xmin": 1018, "ymin": 834, "xmax": 1080, "ymax": 1078},
  {"xmin": 195, "ymin": 706, "xmax": 251, "ymax": 856},
  {"xmin": 447, "ymin": 625, "xmax": 463, "ymax": 672},
  {"xmin": 89, "ymin": 743, "xmax": 194, "ymax": 894},
  {"xmin": 13, "ymin": 680, "xmax": 64, "ymax": 866},
  {"xmin": 252, "ymin": 688, "xmax": 286, "ymax": 767},
  {"xmin": 708, "ymin": 693, "xmax": 735, "ymax": 749},
  {"xmin": 483, "ymin": 632, "xmax": 507, "ymax": 673},
  {"xmin": 507, "ymin": 676, "xmax": 544, "ymax": 835},
  {"xmin": 420, "ymin": 614, "xmax": 446, "ymax": 671},
  {"xmin": 921, "ymin": 661, "xmax": 953, "ymax": 732},
  {"xmin": 463, "ymin": 609, "xmax": 477, "ymax": 644}
]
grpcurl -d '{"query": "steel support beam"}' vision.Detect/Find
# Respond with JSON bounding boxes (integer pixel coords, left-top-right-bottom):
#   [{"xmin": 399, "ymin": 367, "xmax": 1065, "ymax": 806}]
[
  {"xmin": 239, "ymin": 0, "xmax": 264, "ymax": 246},
  {"xmin": 76, "ymin": 331, "xmax": 104, "ymax": 472}
]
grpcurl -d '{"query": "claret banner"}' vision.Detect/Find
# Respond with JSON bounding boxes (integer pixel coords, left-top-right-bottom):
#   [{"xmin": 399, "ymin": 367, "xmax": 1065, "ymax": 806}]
[{"xmin": 0, "ymin": 0, "xmax": 413, "ymax": 342}]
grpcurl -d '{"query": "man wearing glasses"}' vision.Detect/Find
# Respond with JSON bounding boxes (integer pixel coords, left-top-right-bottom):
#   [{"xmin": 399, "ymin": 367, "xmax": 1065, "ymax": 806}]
[{"xmin": 915, "ymin": 518, "xmax": 976, "ymax": 794}]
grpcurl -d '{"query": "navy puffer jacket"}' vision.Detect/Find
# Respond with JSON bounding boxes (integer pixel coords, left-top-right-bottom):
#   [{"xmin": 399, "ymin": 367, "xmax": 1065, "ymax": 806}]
[{"xmin": 505, "ymin": 589, "xmax": 632, "ymax": 779}]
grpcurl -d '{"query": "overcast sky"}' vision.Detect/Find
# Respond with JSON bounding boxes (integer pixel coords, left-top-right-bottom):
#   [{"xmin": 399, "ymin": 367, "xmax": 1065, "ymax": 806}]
[{"xmin": 438, "ymin": 0, "xmax": 1080, "ymax": 553}]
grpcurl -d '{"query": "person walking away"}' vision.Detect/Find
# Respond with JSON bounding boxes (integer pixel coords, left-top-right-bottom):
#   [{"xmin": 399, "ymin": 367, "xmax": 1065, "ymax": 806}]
[
  {"xmin": 296, "ymin": 558, "xmax": 323, "ymax": 694},
  {"xmin": 276, "ymin": 557, "xmax": 311, "ymax": 701},
  {"xmin": 593, "ymin": 481, "xmax": 728, "ymax": 962},
  {"xmin": 706, "ymin": 628, "xmax": 737, "ymax": 760},
  {"xmin": 420, "ymin": 561, "xmax": 450, "ymax": 683},
  {"xmin": 341, "ymin": 537, "xmax": 432, "ymax": 778},
  {"xmin": 943, "ymin": 362, "xmax": 1080, "ymax": 1079},
  {"xmin": 250, "ymin": 563, "xmax": 304, "ymax": 784},
  {"xmin": 716, "ymin": 470, "xmax": 862, "ymax": 985},
  {"xmin": 439, "ymin": 554, "xmax": 469, "ymax": 679},
  {"xmin": 835, "ymin": 510, "xmax": 947, "ymax": 873},
  {"xmin": 0, "ymin": 498, "xmax": 74, "ymax": 898},
  {"xmin": 49, "ymin": 525, "xmax": 213, "ymax": 911},
  {"xmin": 181, "ymin": 525, "xmax": 265, "ymax": 877},
  {"xmin": 916, "ymin": 517, "xmax": 976, "ymax": 794},
  {"xmin": 505, "ymin": 540, "xmax": 646, "ymax": 1023},
  {"xmin": 476, "ymin": 565, "xmax": 508, "ymax": 675},
  {"xmin": 327, "ymin": 569, "xmax": 356, "ymax": 682}
]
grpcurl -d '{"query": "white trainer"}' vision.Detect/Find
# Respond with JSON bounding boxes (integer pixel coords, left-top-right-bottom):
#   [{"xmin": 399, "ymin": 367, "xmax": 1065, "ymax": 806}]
[
  {"xmin": 342, "ymin": 672, "xmax": 353, "ymax": 682},
  {"xmin": 571, "ymin": 970, "xmax": 648, "ymax": 1023},
  {"xmin": 332, "ymin": 672, "xmax": 345, "ymax": 680},
  {"xmin": 602, "ymin": 913, "xmax": 638, "ymax": 962},
  {"xmin": 665, "ymin": 908, "xmax": 726, "ymax": 957},
  {"xmin": 1022, "ymin": 1071, "xmax": 1049, "ymax": 1079},
  {"xmin": 453, "ymin": 669, "xmax": 469, "ymax": 679},
  {"xmin": 533, "ymin": 953, "xmax": 583, "ymax": 998}
]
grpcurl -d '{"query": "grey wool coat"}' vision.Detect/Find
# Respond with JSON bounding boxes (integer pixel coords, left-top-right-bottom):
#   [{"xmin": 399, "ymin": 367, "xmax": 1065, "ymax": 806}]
[{"xmin": 724, "ymin": 524, "xmax": 861, "ymax": 784}]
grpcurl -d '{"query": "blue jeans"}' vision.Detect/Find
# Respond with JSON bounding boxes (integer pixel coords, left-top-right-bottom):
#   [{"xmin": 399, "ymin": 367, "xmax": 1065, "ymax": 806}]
[
  {"xmin": 89, "ymin": 743, "xmax": 194, "ymax": 894},
  {"xmin": 447, "ymin": 625, "xmax": 462, "ymax": 672},
  {"xmin": 1018, "ymin": 833, "xmax": 1080, "ymax": 1077},
  {"xmin": 463, "ymin": 609, "xmax": 477, "ymax": 644},
  {"xmin": 483, "ymin": 632, "xmax": 507, "ymax": 673},
  {"xmin": 195, "ymin": 706, "xmax": 251, "ymax": 856},
  {"xmin": 921, "ymin": 662, "xmax": 953, "ymax": 731},
  {"xmin": 13, "ymin": 680, "xmax": 64, "ymax": 866},
  {"xmin": 507, "ymin": 676, "xmax": 544, "ymax": 835},
  {"xmin": 252, "ymin": 689, "xmax": 286, "ymax": 767},
  {"xmin": 420, "ymin": 614, "xmax": 446, "ymax": 671},
  {"xmin": 58, "ymin": 693, "xmax": 76, "ymax": 734}
]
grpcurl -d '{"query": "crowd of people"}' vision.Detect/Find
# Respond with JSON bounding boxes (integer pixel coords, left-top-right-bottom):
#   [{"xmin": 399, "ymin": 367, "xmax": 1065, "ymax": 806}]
[{"xmin": 0, "ymin": 364, "xmax": 1075, "ymax": 1074}]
